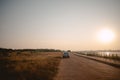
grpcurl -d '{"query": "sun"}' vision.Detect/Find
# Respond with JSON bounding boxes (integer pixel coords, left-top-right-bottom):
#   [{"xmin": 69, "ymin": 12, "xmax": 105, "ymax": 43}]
[{"xmin": 97, "ymin": 28, "xmax": 115, "ymax": 43}]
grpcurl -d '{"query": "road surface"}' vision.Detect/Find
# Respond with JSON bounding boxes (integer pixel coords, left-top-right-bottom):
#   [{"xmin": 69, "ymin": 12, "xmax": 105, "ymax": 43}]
[{"xmin": 54, "ymin": 53, "xmax": 120, "ymax": 80}]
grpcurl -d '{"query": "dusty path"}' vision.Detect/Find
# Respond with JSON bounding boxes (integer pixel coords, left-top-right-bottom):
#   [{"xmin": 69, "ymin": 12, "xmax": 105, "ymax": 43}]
[{"xmin": 54, "ymin": 53, "xmax": 120, "ymax": 80}]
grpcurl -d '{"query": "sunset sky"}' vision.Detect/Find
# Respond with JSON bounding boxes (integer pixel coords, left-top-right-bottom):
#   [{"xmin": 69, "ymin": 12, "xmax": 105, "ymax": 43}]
[{"xmin": 0, "ymin": 0, "xmax": 120, "ymax": 50}]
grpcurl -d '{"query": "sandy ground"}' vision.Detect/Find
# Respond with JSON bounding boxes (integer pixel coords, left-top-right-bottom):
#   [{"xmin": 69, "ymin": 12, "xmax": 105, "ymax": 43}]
[{"xmin": 54, "ymin": 53, "xmax": 120, "ymax": 80}]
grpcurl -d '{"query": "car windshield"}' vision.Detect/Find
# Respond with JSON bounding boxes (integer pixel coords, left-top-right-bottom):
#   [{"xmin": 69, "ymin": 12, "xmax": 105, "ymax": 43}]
[{"xmin": 64, "ymin": 52, "xmax": 68, "ymax": 54}]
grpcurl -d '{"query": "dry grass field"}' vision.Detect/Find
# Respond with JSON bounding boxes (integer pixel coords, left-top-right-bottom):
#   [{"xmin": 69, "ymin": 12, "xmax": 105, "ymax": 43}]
[{"xmin": 0, "ymin": 51, "xmax": 62, "ymax": 80}]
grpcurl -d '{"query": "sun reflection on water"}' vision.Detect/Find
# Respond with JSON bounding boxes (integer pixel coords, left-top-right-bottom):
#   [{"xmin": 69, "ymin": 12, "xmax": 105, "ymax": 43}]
[{"xmin": 106, "ymin": 52, "xmax": 110, "ymax": 55}]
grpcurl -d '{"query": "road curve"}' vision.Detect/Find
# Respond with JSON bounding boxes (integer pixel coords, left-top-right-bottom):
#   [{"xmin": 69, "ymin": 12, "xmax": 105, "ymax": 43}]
[{"xmin": 54, "ymin": 53, "xmax": 120, "ymax": 80}]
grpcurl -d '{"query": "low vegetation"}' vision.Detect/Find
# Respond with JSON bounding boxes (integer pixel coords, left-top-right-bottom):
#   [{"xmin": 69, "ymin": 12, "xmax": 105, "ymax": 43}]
[
  {"xmin": 78, "ymin": 51, "xmax": 120, "ymax": 61},
  {"xmin": 0, "ymin": 48, "xmax": 62, "ymax": 80}
]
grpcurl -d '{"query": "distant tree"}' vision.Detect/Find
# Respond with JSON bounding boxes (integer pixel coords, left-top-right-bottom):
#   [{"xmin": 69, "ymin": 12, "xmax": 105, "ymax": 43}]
[{"xmin": 67, "ymin": 50, "xmax": 71, "ymax": 52}]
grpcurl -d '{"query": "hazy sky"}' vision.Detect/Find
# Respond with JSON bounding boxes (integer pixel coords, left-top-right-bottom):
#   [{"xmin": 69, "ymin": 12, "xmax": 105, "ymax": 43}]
[{"xmin": 0, "ymin": 0, "xmax": 120, "ymax": 50}]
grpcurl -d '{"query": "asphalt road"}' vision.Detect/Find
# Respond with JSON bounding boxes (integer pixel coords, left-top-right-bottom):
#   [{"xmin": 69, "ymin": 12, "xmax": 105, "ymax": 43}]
[{"xmin": 54, "ymin": 53, "xmax": 120, "ymax": 80}]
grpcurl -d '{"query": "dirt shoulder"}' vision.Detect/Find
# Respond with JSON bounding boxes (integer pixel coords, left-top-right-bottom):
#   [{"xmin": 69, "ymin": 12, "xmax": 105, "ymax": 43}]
[{"xmin": 74, "ymin": 53, "xmax": 120, "ymax": 68}]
